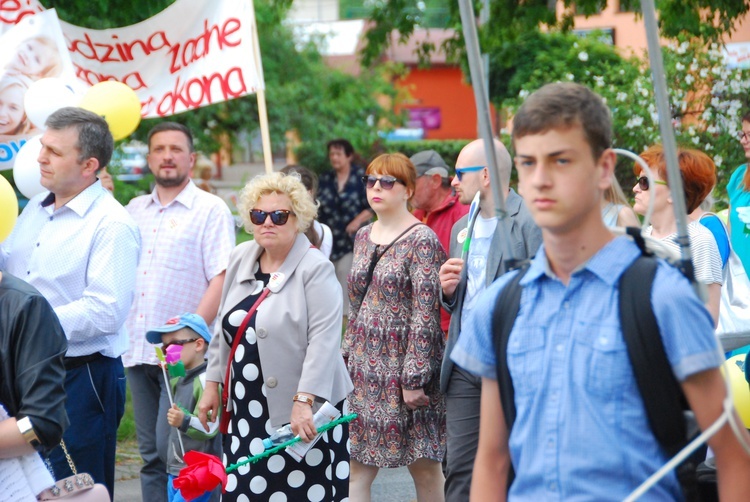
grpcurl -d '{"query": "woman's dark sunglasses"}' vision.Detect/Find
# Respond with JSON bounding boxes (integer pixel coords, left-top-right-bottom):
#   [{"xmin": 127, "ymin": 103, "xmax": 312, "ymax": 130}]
[
  {"xmin": 362, "ymin": 175, "xmax": 405, "ymax": 190},
  {"xmin": 636, "ymin": 176, "xmax": 668, "ymax": 191},
  {"xmin": 250, "ymin": 209, "xmax": 295, "ymax": 225},
  {"xmin": 163, "ymin": 338, "xmax": 198, "ymax": 350}
]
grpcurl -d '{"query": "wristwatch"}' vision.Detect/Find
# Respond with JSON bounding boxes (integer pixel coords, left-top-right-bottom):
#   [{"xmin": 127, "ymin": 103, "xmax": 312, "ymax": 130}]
[
  {"xmin": 17, "ymin": 416, "xmax": 41, "ymax": 450},
  {"xmin": 293, "ymin": 393, "xmax": 314, "ymax": 406}
]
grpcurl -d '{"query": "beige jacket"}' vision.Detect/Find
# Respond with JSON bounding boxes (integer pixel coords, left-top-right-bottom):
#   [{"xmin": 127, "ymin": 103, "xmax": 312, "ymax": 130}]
[{"xmin": 206, "ymin": 233, "xmax": 353, "ymax": 427}]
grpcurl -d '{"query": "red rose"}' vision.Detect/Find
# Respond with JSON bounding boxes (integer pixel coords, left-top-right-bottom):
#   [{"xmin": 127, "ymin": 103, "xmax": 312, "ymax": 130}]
[{"xmin": 173, "ymin": 451, "xmax": 227, "ymax": 500}]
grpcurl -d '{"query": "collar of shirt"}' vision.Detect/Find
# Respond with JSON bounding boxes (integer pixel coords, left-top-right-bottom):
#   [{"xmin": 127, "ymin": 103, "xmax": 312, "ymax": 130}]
[
  {"xmin": 521, "ymin": 235, "xmax": 641, "ymax": 287},
  {"xmin": 148, "ymin": 180, "xmax": 197, "ymax": 209},
  {"xmin": 40, "ymin": 180, "xmax": 107, "ymax": 217}
]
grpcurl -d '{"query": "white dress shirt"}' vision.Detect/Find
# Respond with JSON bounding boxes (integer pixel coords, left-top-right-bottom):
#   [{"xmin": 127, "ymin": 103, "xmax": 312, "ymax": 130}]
[
  {"xmin": 124, "ymin": 180, "xmax": 235, "ymax": 367},
  {"xmin": 1, "ymin": 181, "xmax": 141, "ymax": 358}
]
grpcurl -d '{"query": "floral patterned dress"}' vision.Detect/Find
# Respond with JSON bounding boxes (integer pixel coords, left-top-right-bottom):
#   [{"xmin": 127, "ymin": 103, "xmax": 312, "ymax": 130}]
[{"xmin": 343, "ymin": 223, "xmax": 447, "ymax": 468}]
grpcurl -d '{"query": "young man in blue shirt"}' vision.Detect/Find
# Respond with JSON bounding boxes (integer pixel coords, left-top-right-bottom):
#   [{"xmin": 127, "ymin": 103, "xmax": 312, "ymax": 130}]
[{"xmin": 451, "ymin": 82, "xmax": 750, "ymax": 501}]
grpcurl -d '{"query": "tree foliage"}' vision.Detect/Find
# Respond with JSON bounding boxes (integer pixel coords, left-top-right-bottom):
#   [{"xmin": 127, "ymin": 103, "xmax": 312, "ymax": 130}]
[
  {"xmin": 497, "ymin": 31, "xmax": 749, "ymax": 203},
  {"xmin": 358, "ymin": 0, "xmax": 749, "ymax": 67}
]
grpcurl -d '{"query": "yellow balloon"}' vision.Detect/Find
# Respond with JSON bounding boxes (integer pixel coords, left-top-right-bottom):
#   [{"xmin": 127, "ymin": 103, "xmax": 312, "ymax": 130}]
[
  {"xmin": 79, "ymin": 81, "xmax": 142, "ymax": 141},
  {"xmin": 0, "ymin": 175, "xmax": 18, "ymax": 243},
  {"xmin": 725, "ymin": 354, "xmax": 750, "ymax": 428}
]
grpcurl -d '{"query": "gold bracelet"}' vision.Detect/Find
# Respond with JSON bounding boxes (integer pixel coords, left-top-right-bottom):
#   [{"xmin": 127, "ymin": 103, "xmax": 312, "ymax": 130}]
[
  {"xmin": 17, "ymin": 416, "xmax": 41, "ymax": 449},
  {"xmin": 293, "ymin": 393, "xmax": 314, "ymax": 406}
]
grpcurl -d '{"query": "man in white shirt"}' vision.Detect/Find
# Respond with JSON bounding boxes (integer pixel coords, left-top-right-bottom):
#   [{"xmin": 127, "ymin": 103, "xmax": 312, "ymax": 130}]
[
  {"xmin": 124, "ymin": 122, "xmax": 235, "ymax": 501},
  {"xmin": 0, "ymin": 107, "xmax": 141, "ymax": 498},
  {"xmin": 438, "ymin": 139, "xmax": 541, "ymax": 501}
]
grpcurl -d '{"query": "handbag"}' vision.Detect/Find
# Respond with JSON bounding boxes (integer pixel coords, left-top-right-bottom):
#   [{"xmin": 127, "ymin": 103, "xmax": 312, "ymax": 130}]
[
  {"xmin": 716, "ymin": 247, "xmax": 750, "ymax": 350},
  {"xmin": 700, "ymin": 213, "xmax": 750, "ymax": 351},
  {"xmin": 37, "ymin": 441, "xmax": 109, "ymax": 501}
]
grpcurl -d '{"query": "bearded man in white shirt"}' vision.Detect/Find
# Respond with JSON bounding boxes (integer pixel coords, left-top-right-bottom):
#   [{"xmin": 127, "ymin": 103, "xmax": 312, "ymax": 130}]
[{"xmin": 124, "ymin": 122, "xmax": 235, "ymax": 501}]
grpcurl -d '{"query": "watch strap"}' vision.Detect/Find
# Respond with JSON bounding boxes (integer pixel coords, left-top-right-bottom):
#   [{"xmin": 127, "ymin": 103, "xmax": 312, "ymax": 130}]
[
  {"xmin": 293, "ymin": 393, "xmax": 314, "ymax": 406},
  {"xmin": 17, "ymin": 416, "xmax": 41, "ymax": 449}
]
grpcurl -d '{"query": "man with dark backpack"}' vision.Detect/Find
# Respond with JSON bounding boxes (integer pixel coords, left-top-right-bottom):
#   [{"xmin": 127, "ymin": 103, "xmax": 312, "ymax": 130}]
[{"xmin": 450, "ymin": 83, "xmax": 750, "ymax": 501}]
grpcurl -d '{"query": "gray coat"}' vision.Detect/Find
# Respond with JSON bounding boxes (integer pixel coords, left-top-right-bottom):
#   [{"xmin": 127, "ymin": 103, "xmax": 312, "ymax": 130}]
[
  {"xmin": 206, "ymin": 233, "xmax": 353, "ymax": 427},
  {"xmin": 439, "ymin": 189, "xmax": 542, "ymax": 392}
]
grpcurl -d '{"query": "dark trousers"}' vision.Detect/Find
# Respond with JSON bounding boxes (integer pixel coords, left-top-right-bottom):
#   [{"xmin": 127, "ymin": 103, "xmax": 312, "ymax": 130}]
[
  {"xmin": 128, "ymin": 363, "xmax": 170, "ymax": 502},
  {"xmin": 444, "ymin": 366, "xmax": 482, "ymax": 502},
  {"xmin": 49, "ymin": 356, "xmax": 126, "ymax": 500}
]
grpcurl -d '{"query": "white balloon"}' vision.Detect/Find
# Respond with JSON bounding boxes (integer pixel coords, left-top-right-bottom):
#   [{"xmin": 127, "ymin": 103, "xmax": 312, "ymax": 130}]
[
  {"xmin": 12, "ymin": 135, "xmax": 45, "ymax": 199},
  {"xmin": 24, "ymin": 78, "xmax": 79, "ymax": 130}
]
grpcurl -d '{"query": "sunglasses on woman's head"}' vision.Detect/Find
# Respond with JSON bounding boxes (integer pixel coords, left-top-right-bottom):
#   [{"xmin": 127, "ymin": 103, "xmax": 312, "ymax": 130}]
[
  {"xmin": 455, "ymin": 165, "xmax": 485, "ymax": 181},
  {"xmin": 637, "ymin": 176, "xmax": 668, "ymax": 191},
  {"xmin": 362, "ymin": 175, "xmax": 404, "ymax": 190},
  {"xmin": 250, "ymin": 209, "xmax": 295, "ymax": 225}
]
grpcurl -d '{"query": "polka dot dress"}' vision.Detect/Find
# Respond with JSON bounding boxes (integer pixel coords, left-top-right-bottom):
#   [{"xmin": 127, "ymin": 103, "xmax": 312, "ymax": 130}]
[{"xmin": 221, "ymin": 264, "xmax": 350, "ymax": 501}]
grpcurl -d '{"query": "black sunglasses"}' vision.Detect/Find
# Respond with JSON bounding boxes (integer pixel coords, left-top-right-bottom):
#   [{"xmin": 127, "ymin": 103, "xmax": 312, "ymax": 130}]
[
  {"xmin": 636, "ymin": 176, "xmax": 668, "ymax": 191},
  {"xmin": 250, "ymin": 209, "xmax": 295, "ymax": 225},
  {"xmin": 362, "ymin": 175, "xmax": 404, "ymax": 190},
  {"xmin": 163, "ymin": 338, "xmax": 199, "ymax": 351}
]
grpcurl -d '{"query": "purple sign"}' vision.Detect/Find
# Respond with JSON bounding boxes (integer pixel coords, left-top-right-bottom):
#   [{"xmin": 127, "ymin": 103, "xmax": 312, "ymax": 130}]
[{"xmin": 407, "ymin": 107, "xmax": 441, "ymax": 130}]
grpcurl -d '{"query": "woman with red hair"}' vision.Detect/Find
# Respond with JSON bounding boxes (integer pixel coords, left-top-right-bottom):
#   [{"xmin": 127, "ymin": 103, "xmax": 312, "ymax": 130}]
[{"xmin": 632, "ymin": 145, "xmax": 723, "ymax": 324}]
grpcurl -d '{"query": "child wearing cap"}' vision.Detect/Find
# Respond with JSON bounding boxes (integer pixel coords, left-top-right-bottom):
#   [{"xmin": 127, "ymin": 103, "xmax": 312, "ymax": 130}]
[{"xmin": 146, "ymin": 313, "xmax": 222, "ymax": 502}]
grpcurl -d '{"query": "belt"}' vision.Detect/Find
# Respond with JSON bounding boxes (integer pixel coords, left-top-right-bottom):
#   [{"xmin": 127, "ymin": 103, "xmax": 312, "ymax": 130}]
[{"xmin": 64, "ymin": 352, "xmax": 105, "ymax": 370}]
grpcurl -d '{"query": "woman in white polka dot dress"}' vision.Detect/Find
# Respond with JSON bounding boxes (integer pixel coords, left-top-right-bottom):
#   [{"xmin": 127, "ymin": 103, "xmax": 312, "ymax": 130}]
[{"xmin": 199, "ymin": 173, "xmax": 353, "ymax": 501}]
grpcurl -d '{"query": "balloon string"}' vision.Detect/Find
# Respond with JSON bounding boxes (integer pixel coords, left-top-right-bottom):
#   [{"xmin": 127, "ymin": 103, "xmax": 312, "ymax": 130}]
[{"xmin": 225, "ymin": 413, "xmax": 357, "ymax": 473}]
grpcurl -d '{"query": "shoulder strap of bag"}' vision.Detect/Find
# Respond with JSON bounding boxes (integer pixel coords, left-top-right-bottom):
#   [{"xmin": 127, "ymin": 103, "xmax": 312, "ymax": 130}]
[
  {"xmin": 619, "ymin": 255, "xmax": 687, "ymax": 458},
  {"xmin": 492, "ymin": 265, "xmax": 530, "ymax": 432},
  {"xmin": 221, "ymin": 289, "xmax": 270, "ymax": 420},
  {"xmin": 361, "ymin": 222, "xmax": 423, "ymax": 295},
  {"xmin": 491, "ymin": 264, "xmax": 530, "ymax": 491}
]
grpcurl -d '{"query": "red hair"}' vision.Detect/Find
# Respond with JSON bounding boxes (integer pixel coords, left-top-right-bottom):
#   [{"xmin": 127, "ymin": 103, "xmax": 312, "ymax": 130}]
[
  {"xmin": 635, "ymin": 145, "xmax": 716, "ymax": 213},
  {"xmin": 366, "ymin": 153, "xmax": 417, "ymax": 194}
]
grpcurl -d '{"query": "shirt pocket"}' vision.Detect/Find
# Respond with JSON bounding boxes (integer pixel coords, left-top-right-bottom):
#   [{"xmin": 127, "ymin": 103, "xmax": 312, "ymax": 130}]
[
  {"xmin": 573, "ymin": 324, "xmax": 632, "ymax": 398},
  {"xmin": 161, "ymin": 229, "xmax": 197, "ymax": 271},
  {"xmin": 506, "ymin": 327, "xmax": 546, "ymax": 397}
]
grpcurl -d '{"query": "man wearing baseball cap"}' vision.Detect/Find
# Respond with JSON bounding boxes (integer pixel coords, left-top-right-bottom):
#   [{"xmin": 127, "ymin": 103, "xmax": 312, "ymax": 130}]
[
  {"xmin": 411, "ymin": 150, "xmax": 469, "ymax": 334},
  {"xmin": 410, "ymin": 150, "xmax": 469, "ymax": 256}
]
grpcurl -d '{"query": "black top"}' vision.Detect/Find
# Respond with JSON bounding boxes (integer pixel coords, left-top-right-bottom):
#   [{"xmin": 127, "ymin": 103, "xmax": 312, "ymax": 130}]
[{"xmin": 0, "ymin": 272, "xmax": 68, "ymax": 450}]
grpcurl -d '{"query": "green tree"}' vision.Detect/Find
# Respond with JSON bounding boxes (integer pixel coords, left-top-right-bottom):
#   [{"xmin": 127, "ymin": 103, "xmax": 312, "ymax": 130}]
[
  {"xmin": 356, "ymin": 0, "xmax": 749, "ymax": 67},
  {"xmin": 497, "ymin": 31, "xmax": 749, "ymax": 202}
]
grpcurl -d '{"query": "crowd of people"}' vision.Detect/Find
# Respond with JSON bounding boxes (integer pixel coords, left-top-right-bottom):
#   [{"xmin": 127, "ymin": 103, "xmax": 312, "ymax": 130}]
[{"xmin": 1, "ymin": 82, "xmax": 749, "ymax": 502}]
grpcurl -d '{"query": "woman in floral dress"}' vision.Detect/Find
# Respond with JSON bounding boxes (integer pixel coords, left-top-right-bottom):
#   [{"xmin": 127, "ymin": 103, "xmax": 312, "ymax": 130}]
[{"xmin": 343, "ymin": 153, "xmax": 447, "ymax": 501}]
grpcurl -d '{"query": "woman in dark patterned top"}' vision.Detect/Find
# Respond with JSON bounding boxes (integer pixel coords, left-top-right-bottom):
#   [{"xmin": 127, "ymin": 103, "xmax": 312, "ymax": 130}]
[{"xmin": 343, "ymin": 153, "xmax": 447, "ymax": 501}]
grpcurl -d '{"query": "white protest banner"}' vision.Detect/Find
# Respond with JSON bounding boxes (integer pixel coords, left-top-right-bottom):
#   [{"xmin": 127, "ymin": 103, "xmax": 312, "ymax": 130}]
[
  {"xmin": 1, "ymin": 0, "xmax": 264, "ymax": 119},
  {"xmin": 0, "ymin": 9, "xmax": 80, "ymax": 170}
]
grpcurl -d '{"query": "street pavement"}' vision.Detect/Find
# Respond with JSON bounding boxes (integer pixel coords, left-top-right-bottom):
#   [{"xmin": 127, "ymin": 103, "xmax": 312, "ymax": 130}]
[
  {"xmin": 114, "ymin": 462, "xmax": 417, "ymax": 501},
  {"xmin": 115, "ymin": 162, "xmax": 419, "ymax": 501}
]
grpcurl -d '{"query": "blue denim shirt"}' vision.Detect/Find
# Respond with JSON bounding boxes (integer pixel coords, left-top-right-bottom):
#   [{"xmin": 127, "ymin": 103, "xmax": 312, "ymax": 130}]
[{"xmin": 451, "ymin": 236, "xmax": 723, "ymax": 501}]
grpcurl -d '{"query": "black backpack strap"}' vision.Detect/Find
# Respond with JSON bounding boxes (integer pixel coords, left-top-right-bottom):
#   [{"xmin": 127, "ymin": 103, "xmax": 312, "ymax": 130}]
[
  {"xmin": 492, "ymin": 265, "xmax": 530, "ymax": 431},
  {"xmin": 492, "ymin": 265, "xmax": 530, "ymax": 492},
  {"xmin": 619, "ymin": 255, "xmax": 687, "ymax": 457}
]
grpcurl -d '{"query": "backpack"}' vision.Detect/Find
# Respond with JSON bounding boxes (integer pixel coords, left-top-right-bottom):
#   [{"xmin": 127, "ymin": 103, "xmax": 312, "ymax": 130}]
[{"xmin": 491, "ymin": 233, "xmax": 714, "ymax": 501}]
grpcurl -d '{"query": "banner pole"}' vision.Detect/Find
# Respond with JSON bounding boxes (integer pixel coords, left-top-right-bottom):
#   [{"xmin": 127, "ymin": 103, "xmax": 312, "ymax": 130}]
[
  {"xmin": 256, "ymin": 89, "xmax": 274, "ymax": 174},
  {"xmin": 249, "ymin": 0, "xmax": 273, "ymax": 174}
]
